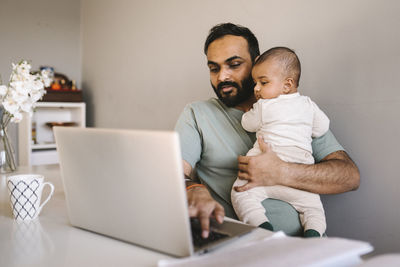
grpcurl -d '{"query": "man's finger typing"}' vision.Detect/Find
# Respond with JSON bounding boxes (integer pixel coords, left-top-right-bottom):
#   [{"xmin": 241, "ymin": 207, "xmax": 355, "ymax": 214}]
[{"xmin": 186, "ymin": 185, "xmax": 225, "ymax": 238}]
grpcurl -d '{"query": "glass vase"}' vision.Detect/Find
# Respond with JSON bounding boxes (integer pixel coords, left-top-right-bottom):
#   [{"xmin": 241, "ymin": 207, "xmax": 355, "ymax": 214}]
[{"xmin": 0, "ymin": 124, "xmax": 17, "ymax": 173}]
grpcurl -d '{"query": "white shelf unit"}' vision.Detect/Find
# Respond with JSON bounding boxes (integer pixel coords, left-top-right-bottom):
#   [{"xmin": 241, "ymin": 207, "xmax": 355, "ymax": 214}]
[{"xmin": 18, "ymin": 102, "xmax": 86, "ymax": 166}]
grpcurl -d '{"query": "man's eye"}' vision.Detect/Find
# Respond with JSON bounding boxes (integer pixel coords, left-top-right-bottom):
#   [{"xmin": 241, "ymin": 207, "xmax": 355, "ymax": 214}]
[
  {"xmin": 261, "ymin": 81, "xmax": 267, "ymax": 85},
  {"xmin": 209, "ymin": 67, "xmax": 219, "ymax": 73},
  {"xmin": 230, "ymin": 62, "xmax": 241, "ymax": 68}
]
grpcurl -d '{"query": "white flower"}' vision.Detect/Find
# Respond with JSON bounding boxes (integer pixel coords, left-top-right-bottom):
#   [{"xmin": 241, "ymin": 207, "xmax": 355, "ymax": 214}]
[
  {"xmin": 10, "ymin": 81, "xmax": 29, "ymax": 95},
  {"xmin": 0, "ymin": 85, "xmax": 7, "ymax": 96},
  {"xmin": 20, "ymin": 99, "xmax": 33, "ymax": 113},
  {"xmin": 30, "ymin": 90, "xmax": 43, "ymax": 102},
  {"xmin": 12, "ymin": 61, "xmax": 31, "ymax": 78},
  {"xmin": 32, "ymin": 78, "xmax": 44, "ymax": 92},
  {"xmin": 3, "ymin": 97, "xmax": 19, "ymax": 115},
  {"xmin": 9, "ymin": 90, "xmax": 28, "ymax": 105},
  {"xmin": 1, "ymin": 60, "xmax": 48, "ymax": 125},
  {"xmin": 10, "ymin": 62, "xmax": 31, "ymax": 85}
]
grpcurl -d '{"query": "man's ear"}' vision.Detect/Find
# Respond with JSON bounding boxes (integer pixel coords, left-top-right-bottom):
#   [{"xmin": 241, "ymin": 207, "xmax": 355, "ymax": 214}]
[{"xmin": 283, "ymin": 78, "xmax": 295, "ymax": 94}]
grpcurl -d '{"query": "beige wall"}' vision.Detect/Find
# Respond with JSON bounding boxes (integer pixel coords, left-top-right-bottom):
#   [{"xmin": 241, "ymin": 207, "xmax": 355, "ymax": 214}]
[
  {"xmin": 81, "ymin": 0, "xmax": 400, "ymax": 255},
  {"xmin": 81, "ymin": 0, "xmax": 214, "ymax": 129},
  {"xmin": 0, "ymin": 0, "xmax": 82, "ymax": 89}
]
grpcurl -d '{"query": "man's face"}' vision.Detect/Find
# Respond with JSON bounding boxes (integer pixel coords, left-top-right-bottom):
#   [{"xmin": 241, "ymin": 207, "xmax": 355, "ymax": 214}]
[{"xmin": 206, "ymin": 35, "xmax": 254, "ymax": 107}]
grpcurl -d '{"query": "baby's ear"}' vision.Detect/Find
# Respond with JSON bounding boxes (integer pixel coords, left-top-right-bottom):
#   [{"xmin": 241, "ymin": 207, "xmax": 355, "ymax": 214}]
[{"xmin": 283, "ymin": 78, "xmax": 295, "ymax": 94}]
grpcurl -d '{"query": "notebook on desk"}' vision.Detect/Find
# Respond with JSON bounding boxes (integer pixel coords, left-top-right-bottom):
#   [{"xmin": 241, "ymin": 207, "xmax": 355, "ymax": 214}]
[{"xmin": 54, "ymin": 127, "xmax": 256, "ymax": 257}]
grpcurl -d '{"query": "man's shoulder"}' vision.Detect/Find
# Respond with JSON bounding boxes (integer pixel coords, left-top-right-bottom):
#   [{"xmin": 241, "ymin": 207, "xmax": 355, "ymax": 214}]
[
  {"xmin": 184, "ymin": 98, "xmax": 221, "ymax": 112},
  {"xmin": 179, "ymin": 98, "xmax": 237, "ymax": 129}
]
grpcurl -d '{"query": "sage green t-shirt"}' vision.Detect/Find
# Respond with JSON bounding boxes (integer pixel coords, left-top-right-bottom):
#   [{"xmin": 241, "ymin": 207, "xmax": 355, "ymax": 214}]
[{"xmin": 175, "ymin": 98, "xmax": 343, "ymax": 236}]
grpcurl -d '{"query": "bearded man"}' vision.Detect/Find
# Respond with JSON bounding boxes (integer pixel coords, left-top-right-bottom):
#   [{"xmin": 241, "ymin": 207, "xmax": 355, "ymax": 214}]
[{"xmin": 175, "ymin": 23, "xmax": 360, "ymax": 238}]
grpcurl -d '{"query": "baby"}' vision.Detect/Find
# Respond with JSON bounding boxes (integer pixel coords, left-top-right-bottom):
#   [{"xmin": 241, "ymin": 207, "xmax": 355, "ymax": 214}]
[{"xmin": 231, "ymin": 47, "xmax": 329, "ymax": 237}]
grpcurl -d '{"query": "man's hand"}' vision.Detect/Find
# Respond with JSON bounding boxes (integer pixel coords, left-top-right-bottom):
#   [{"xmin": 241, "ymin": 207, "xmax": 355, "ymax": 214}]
[
  {"xmin": 183, "ymin": 160, "xmax": 225, "ymax": 238},
  {"xmin": 234, "ymin": 136, "xmax": 360, "ymax": 195},
  {"xmin": 187, "ymin": 184, "xmax": 225, "ymax": 238},
  {"xmin": 235, "ymin": 136, "xmax": 287, "ymax": 192}
]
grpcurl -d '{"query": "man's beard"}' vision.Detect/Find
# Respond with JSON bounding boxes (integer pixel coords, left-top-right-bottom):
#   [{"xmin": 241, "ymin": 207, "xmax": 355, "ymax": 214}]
[{"xmin": 212, "ymin": 76, "xmax": 254, "ymax": 107}]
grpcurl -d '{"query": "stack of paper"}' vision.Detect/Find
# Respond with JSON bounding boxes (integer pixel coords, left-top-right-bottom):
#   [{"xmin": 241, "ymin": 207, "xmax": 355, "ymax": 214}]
[{"xmin": 158, "ymin": 232, "xmax": 373, "ymax": 267}]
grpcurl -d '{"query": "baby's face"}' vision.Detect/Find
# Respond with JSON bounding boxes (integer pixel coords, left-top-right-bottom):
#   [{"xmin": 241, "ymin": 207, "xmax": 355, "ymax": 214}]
[{"xmin": 252, "ymin": 59, "xmax": 286, "ymax": 100}]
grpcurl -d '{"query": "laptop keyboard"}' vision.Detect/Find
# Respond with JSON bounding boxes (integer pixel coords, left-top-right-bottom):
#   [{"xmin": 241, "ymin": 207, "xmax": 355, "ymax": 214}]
[{"xmin": 190, "ymin": 218, "xmax": 229, "ymax": 247}]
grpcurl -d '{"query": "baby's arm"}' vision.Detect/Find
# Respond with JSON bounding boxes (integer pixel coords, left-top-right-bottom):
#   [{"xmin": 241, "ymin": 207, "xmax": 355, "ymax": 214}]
[
  {"xmin": 241, "ymin": 101, "xmax": 263, "ymax": 133},
  {"xmin": 311, "ymin": 100, "xmax": 330, "ymax": 138}
]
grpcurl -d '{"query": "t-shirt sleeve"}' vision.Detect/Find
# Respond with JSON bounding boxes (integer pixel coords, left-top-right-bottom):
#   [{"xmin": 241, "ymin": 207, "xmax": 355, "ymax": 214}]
[
  {"xmin": 312, "ymin": 129, "xmax": 344, "ymax": 162},
  {"xmin": 174, "ymin": 104, "xmax": 202, "ymax": 169},
  {"xmin": 310, "ymin": 100, "xmax": 330, "ymax": 138},
  {"xmin": 241, "ymin": 101, "xmax": 262, "ymax": 133}
]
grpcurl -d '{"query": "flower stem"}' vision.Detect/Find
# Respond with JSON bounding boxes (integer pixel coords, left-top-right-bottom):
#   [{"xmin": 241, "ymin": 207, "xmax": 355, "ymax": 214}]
[
  {"xmin": 0, "ymin": 111, "xmax": 16, "ymax": 172},
  {"xmin": 2, "ymin": 126, "xmax": 16, "ymax": 171}
]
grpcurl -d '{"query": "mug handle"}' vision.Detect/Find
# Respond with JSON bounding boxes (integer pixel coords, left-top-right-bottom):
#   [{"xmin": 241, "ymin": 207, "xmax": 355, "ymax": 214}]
[{"xmin": 38, "ymin": 182, "xmax": 55, "ymax": 213}]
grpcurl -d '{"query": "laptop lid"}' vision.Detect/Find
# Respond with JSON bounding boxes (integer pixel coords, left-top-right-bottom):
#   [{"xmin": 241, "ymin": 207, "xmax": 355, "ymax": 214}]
[{"xmin": 54, "ymin": 127, "xmax": 194, "ymax": 256}]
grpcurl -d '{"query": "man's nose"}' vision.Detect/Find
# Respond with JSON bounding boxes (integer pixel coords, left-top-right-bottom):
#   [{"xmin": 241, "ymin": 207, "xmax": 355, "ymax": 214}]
[
  {"xmin": 254, "ymin": 83, "xmax": 260, "ymax": 92},
  {"xmin": 217, "ymin": 67, "xmax": 232, "ymax": 82}
]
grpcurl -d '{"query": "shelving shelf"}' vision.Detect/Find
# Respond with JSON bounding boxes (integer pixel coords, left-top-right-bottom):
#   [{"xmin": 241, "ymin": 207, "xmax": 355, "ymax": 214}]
[
  {"xmin": 32, "ymin": 143, "xmax": 57, "ymax": 150},
  {"xmin": 18, "ymin": 102, "xmax": 86, "ymax": 166}
]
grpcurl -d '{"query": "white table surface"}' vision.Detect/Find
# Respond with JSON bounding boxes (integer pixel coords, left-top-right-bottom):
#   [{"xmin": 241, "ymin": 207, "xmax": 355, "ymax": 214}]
[
  {"xmin": 0, "ymin": 164, "xmax": 275, "ymax": 267},
  {"xmin": 1, "ymin": 164, "xmax": 379, "ymax": 267},
  {"xmin": 0, "ymin": 164, "xmax": 173, "ymax": 267}
]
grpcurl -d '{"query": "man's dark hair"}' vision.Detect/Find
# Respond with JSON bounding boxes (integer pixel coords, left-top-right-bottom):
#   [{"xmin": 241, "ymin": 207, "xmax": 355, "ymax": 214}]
[
  {"xmin": 255, "ymin": 47, "xmax": 301, "ymax": 87},
  {"xmin": 204, "ymin": 23, "xmax": 260, "ymax": 62}
]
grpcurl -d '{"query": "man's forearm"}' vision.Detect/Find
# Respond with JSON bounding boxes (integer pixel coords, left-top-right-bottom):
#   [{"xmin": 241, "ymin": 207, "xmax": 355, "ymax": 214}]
[
  {"xmin": 236, "ymin": 139, "xmax": 360, "ymax": 194},
  {"xmin": 281, "ymin": 150, "xmax": 360, "ymax": 194}
]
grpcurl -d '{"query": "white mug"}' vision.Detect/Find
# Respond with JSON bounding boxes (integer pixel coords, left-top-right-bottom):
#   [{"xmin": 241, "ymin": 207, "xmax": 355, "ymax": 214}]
[{"xmin": 6, "ymin": 174, "xmax": 54, "ymax": 221}]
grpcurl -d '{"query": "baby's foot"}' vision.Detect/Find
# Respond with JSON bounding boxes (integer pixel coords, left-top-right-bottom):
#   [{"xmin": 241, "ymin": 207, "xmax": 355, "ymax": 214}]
[
  {"xmin": 304, "ymin": 229, "xmax": 321, "ymax": 238},
  {"xmin": 259, "ymin": 221, "xmax": 274, "ymax": 231}
]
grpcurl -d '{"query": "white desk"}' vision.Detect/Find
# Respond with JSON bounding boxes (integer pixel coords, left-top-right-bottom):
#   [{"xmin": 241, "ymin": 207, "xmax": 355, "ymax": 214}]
[
  {"xmin": 0, "ymin": 165, "xmax": 373, "ymax": 267},
  {"xmin": 0, "ymin": 164, "xmax": 277, "ymax": 267},
  {"xmin": 0, "ymin": 164, "xmax": 178, "ymax": 267}
]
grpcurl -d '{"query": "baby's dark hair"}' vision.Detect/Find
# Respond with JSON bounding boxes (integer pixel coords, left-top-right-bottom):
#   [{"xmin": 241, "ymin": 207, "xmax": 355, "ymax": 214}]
[{"xmin": 255, "ymin": 47, "xmax": 301, "ymax": 87}]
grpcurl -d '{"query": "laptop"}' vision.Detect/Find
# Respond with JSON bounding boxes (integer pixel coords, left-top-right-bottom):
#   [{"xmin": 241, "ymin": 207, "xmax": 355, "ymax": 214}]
[{"xmin": 54, "ymin": 127, "xmax": 256, "ymax": 257}]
